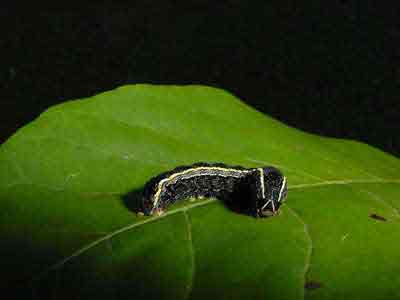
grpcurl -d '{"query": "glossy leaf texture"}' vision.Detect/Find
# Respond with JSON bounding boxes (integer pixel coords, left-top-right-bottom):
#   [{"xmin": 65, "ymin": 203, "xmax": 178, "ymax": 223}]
[{"xmin": 0, "ymin": 85, "xmax": 399, "ymax": 300}]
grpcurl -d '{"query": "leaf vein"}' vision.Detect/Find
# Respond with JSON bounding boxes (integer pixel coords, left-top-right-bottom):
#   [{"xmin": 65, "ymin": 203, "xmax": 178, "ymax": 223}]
[
  {"xmin": 285, "ymin": 204, "xmax": 313, "ymax": 300},
  {"xmin": 183, "ymin": 210, "xmax": 195, "ymax": 300},
  {"xmin": 30, "ymin": 198, "xmax": 215, "ymax": 283}
]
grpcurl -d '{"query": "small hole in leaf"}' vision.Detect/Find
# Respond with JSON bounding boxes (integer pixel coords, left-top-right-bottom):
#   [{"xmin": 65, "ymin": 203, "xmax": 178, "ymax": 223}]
[
  {"xmin": 305, "ymin": 281, "xmax": 322, "ymax": 290},
  {"xmin": 369, "ymin": 213, "xmax": 387, "ymax": 222}
]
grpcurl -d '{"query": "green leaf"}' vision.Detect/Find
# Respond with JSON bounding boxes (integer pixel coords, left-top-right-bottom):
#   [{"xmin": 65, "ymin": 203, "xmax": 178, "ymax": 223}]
[{"xmin": 1, "ymin": 84, "xmax": 399, "ymax": 300}]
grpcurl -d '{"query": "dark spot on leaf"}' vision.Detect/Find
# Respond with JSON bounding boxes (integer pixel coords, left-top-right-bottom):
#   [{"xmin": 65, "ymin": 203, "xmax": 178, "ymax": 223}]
[
  {"xmin": 370, "ymin": 213, "xmax": 387, "ymax": 222},
  {"xmin": 305, "ymin": 281, "xmax": 322, "ymax": 290}
]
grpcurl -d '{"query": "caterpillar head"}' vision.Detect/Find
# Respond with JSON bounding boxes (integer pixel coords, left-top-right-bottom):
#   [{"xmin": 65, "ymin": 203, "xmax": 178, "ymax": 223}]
[{"xmin": 258, "ymin": 167, "xmax": 287, "ymax": 217}]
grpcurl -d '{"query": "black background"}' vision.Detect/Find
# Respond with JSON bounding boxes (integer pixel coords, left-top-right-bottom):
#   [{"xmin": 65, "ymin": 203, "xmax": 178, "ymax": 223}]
[{"xmin": 1, "ymin": 3, "xmax": 399, "ymax": 157}]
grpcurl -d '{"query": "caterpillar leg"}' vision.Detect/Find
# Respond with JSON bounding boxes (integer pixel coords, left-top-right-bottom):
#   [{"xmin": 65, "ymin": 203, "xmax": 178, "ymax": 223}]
[{"xmin": 155, "ymin": 209, "xmax": 164, "ymax": 216}]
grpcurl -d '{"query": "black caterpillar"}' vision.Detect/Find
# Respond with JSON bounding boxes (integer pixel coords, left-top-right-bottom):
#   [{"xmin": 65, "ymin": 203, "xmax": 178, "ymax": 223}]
[{"xmin": 141, "ymin": 162, "xmax": 287, "ymax": 217}]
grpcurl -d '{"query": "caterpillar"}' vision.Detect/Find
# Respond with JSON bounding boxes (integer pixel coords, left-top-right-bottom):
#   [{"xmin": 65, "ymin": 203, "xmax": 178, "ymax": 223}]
[{"xmin": 141, "ymin": 162, "xmax": 287, "ymax": 217}]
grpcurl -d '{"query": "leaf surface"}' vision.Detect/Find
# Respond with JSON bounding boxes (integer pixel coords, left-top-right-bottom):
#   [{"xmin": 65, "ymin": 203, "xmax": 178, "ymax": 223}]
[{"xmin": 0, "ymin": 84, "xmax": 399, "ymax": 299}]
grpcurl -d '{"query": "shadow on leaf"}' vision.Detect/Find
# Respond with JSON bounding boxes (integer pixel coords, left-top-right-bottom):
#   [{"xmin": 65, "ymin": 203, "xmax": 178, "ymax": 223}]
[{"xmin": 121, "ymin": 188, "xmax": 144, "ymax": 214}]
